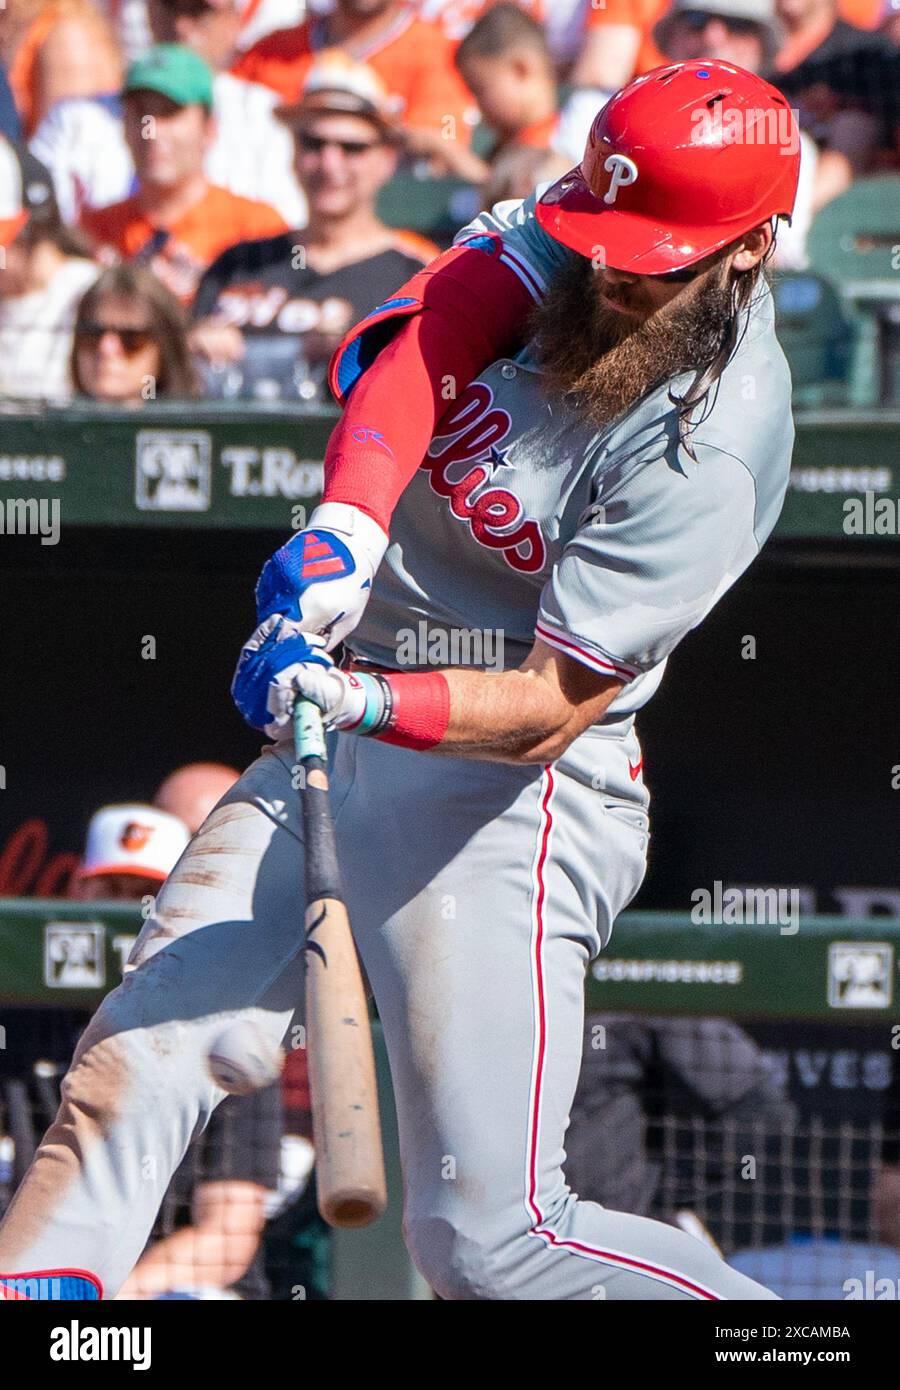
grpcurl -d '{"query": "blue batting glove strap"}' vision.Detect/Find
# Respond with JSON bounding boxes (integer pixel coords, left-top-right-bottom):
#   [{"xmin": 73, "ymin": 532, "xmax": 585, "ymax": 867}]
[
  {"xmin": 256, "ymin": 529, "xmax": 357, "ymax": 623},
  {"xmin": 231, "ymin": 620, "xmax": 330, "ymax": 732}
]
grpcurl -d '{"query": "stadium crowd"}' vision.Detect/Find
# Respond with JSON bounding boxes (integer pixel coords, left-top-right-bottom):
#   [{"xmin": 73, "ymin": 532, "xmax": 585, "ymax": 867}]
[{"xmin": 0, "ymin": 0, "xmax": 896, "ymax": 407}]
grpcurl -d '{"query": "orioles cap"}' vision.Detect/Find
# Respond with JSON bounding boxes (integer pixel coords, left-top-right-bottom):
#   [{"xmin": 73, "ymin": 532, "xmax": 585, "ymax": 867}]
[
  {"xmin": 0, "ymin": 137, "xmax": 55, "ymax": 247},
  {"xmin": 79, "ymin": 804, "xmax": 189, "ymax": 882}
]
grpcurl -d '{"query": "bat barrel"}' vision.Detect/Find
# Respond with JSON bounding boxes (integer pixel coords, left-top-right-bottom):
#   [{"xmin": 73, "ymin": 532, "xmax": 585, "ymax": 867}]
[{"xmin": 294, "ymin": 700, "xmax": 387, "ymax": 1228}]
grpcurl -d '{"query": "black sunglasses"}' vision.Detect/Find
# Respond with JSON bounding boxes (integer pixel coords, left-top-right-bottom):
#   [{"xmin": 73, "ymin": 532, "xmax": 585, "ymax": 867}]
[
  {"xmin": 297, "ymin": 132, "xmax": 383, "ymax": 156},
  {"xmin": 158, "ymin": 0, "xmax": 219, "ymax": 15},
  {"xmin": 76, "ymin": 322, "xmax": 157, "ymax": 354},
  {"xmin": 653, "ymin": 263, "xmax": 709, "ymax": 283}
]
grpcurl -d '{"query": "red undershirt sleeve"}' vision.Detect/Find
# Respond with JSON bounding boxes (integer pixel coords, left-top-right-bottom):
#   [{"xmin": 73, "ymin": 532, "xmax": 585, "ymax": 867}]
[{"xmin": 322, "ymin": 237, "xmax": 539, "ymax": 534}]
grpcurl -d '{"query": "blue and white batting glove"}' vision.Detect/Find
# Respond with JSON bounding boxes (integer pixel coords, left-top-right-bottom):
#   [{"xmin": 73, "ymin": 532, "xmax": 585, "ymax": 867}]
[
  {"xmin": 254, "ymin": 502, "xmax": 388, "ymax": 652},
  {"xmin": 232, "ymin": 616, "xmax": 385, "ymax": 740}
]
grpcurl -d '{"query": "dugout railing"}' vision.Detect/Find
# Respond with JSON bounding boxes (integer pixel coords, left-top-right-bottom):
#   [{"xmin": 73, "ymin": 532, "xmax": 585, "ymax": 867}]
[{"xmin": 0, "ymin": 401, "xmax": 898, "ymax": 542}]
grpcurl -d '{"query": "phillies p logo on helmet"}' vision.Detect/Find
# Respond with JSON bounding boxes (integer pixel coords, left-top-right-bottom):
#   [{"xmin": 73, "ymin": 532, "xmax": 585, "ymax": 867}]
[{"xmin": 603, "ymin": 154, "xmax": 638, "ymax": 205}]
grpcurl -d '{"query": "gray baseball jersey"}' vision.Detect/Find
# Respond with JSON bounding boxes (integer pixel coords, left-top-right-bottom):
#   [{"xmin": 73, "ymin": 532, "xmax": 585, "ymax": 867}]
[
  {"xmin": 350, "ymin": 286, "xmax": 792, "ymax": 710},
  {"xmin": 0, "ymin": 197, "xmax": 792, "ymax": 1301}
]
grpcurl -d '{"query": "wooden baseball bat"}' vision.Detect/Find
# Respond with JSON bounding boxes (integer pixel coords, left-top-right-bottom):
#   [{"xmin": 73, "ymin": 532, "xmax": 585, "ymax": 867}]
[{"xmin": 293, "ymin": 699, "xmax": 387, "ymax": 1228}]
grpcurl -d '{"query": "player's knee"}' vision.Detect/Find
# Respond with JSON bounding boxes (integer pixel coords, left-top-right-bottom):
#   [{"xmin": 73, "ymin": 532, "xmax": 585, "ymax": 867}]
[
  {"xmin": 404, "ymin": 1212, "xmax": 524, "ymax": 1301},
  {"xmin": 62, "ymin": 988, "xmax": 201, "ymax": 1123},
  {"xmin": 404, "ymin": 1213, "xmax": 493, "ymax": 1299}
]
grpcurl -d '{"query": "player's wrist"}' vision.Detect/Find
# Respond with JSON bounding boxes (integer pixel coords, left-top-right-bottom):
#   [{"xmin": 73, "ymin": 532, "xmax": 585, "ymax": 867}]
[
  {"xmin": 336, "ymin": 670, "xmax": 450, "ymax": 749},
  {"xmin": 307, "ymin": 502, "xmax": 388, "ymax": 573},
  {"xmin": 339, "ymin": 671, "xmax": 393, "ymax": 735}
]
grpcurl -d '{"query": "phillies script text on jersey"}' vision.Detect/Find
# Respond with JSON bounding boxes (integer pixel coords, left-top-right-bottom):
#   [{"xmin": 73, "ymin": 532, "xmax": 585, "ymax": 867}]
[{"xmin": 422, "ymin": 382, "xmax": 547, "ymax": 573}]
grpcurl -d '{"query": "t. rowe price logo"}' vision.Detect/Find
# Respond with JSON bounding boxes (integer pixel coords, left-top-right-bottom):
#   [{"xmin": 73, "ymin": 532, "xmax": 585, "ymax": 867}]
[{"xmin": 422, "ymin": 383, "xmax": 546, "ymax": 574}]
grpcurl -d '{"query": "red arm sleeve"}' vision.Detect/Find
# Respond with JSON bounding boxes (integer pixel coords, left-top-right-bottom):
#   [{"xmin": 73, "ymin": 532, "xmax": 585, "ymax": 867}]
[{"xmin": 322, "ymin": 235, "xmax": 539, "ymax": 533}]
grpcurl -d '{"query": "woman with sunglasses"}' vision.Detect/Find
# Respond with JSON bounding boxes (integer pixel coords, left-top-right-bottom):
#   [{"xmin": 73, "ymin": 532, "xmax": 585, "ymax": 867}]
[{"xmin": 71, "ymin": 263, "xmax": 198, "ymax": 404}]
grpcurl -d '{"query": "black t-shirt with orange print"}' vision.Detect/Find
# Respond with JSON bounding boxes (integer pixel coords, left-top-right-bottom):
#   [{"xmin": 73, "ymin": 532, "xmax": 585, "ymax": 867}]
[{"xmin": 193, "ymin": 232, "xmax": 428, "ymax": 346}]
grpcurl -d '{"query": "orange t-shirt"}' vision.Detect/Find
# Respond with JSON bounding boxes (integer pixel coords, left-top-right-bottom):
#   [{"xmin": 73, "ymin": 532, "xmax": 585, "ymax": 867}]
[
  {"xmin": 9, "ymin": 4, "xmax": 62, "ymax": 136},
  {"xmin": 836, "ymin": 0, "xmax": 884, "ymax": 27},
  {"xmin": 511, "ymin": 111, "xmax": 560, "ymax": 150},
  {"xmin": 421, "ymin": 0, "xmax": 546, "ymax": 42},
  {"xmin": 81, "ymin": 184, "xmax": 288, "ymax": 304},
  {"xmin": 585, "ymin": 0, "xmax": 669, "ymax": 77},
  {"xmin": 389, "ymin": 227, "xmax": 441, "ymax": 262},
  {"xmin": 772, "ymin": 15, "xmax": 834, "ymax": 71},
  {"xmin": 233, "ymin": 9, "xmax": 474, "ymax": 139}
]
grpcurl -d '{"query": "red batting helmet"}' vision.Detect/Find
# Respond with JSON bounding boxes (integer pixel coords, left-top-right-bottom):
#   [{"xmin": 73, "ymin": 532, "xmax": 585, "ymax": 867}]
[{"xmin": 536, "ymin": 61, "xmax": 800, "ymax": 275}]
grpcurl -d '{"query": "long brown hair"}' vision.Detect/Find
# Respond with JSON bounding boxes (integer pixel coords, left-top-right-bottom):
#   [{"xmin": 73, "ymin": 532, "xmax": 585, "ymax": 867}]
[
  {"xmin": 71, "ymin": 264, "xmax": 198, "ymax": 400},
  {"xmin": 668, "ymin": 249, "xmax": 773, "ymax": 460}
]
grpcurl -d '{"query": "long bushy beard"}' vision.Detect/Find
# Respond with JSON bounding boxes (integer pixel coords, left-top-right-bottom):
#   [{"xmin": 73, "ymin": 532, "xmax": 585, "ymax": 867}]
[{"xmin": 530, "ymin": 255, "xmax": 741, "ymax": 431}]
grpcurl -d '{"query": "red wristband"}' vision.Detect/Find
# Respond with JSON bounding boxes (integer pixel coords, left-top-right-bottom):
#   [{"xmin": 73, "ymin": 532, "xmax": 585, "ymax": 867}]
[{"xmin": 377, "ymin": 671, "xmax": 451, "ymax": 750}]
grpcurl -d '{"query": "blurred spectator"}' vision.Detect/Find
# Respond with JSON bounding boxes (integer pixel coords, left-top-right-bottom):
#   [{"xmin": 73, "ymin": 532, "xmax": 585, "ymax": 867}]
[
  {"xmin": 0, "ymin": 138, "xmax": 98, "ymax": 404},
  {"xmin": 881, "ymin": 0, "xmax": 900, "ymax": 40},
  {"xmin": 235, "ymin": 0, "xmax": 305, "ymax": 51},
  {"xmin": 566, "ymin": 1014, "xmax": 795, "ymax": 1232},
  {"xmin": 233, "ymin": 0, "xmax": 486, "ymax": 178},
  {"xmin": 154, "ymin": 762, "xmax": 240, "ymax": 833},
  {"xmin": 455, "ymin": 3, "xmax": 585, "ymax": 165},
  {"xmin": 840, "ymin": 0, "xmax": 889, "ymax": 22},
  {"xmin": 654, "ymin": 0, "xmax": 818, "ymax": 267},
  {"xmin": 80, "ymin": 45, "xmax": 287, "ymax": 303},
  {"xmin": 772, "ymin": 0, "xmax": 899, "ymax": 202},
  {"xmin": 655, "ymin": 0, "xmax": 782, "ymax": 65},
  {"xmin": 0, "ymin": 0, "xmax": 122, "ymax": 138},
  {"xmin": 29, "ymin": 94, "xmax": 133, "ymax": 224},
  {"xmin": 71, "ymin": 263, "xmax": 199, "ymax": 402},
  {"xmin": 541, "ymin": 0, "xmax": 591, "ymax": 71},
  {"xmin": 71, "ymin": 803, "xmax": 189, "ymax": 902},
  {"xmin": 122, "ymin": 1081, "xmax": 283, "ymax": 1299},
  {"xmin": 190, "ymin": 54, "xmax": 438, "ymax": 400},
  {"xmin": 0, "ymin": 65, "xmax": 24, "ymax": 142},
  {"xmin": 875, "ymin": 1043, "xmax": 900, "ymax": 1249},
  {"xmin": 556, "ymin": 0, "xmax": 668, "ymax": 157},
  {"xmin": 32, "ymin": 0, "xmax": 307, "ymax": 226},
  {"xmin": 98, "ymin": 0, "xmax": 153, "ymax": 61},
  {"xmin": 570, "ymin": 0, "xmax": 668, "ymax": 99},
  {"xmin": 100, "ymin": 0, "xmax": 308, "ymax": 59},
  {"xmin": 149, "ymin": 0, "xmax": 306, "ymax": 220},
  {"xmin": 419, "ymin": 0, "xmax": 545, "ymax": 42},
  {"xmin": 481, "ymin": 142, "xmax": 571, "ymax": 205}
]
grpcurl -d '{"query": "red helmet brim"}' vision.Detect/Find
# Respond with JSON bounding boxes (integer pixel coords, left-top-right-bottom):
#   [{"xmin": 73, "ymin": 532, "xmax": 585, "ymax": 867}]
[{"xmin": 535, "ymin": 168, "xmax": 755, "ymax": 275}]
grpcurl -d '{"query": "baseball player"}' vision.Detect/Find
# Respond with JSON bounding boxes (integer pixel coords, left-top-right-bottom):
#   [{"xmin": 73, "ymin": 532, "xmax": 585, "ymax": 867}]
[{"xmin": 1, "ymin": 61, "xmax": 798, "ymax": 1300}]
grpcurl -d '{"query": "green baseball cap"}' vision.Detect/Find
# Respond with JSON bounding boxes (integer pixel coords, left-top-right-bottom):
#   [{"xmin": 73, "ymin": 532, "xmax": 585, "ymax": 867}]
[{"xmin": 124, "ymin": 43, "xmax": 215, "ymax": 112}]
